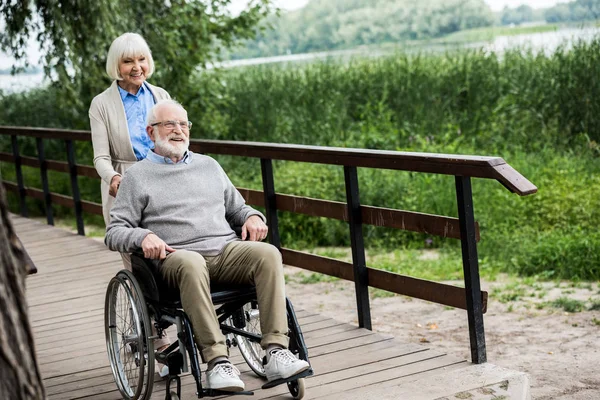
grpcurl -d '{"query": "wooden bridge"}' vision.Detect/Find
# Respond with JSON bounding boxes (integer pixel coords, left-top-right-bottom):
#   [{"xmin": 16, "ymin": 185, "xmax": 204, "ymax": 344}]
[
  {"xmin": 2, "ymin": 125, "xmax": 537, "ymax": 398},
  {"xmin": 16, "ymin": 215, "xmax": 529, "ymax": 400}
]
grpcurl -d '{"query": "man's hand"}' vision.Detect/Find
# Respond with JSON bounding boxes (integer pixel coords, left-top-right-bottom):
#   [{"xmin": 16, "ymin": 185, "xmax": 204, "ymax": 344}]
[
  {"xmin": 109, "ymin": 175, "xmax": 122, "ymax": 197},
  {"xmin": 241, "ymin": 215, "xmax": 268, "ymax": 242},
  {"xmin": 141, "ymin": 233, "xmax": 176, "ymax": 259}
]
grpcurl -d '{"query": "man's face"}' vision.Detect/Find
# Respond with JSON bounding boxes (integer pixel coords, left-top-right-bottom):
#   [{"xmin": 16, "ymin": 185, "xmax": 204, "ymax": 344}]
[{"xmin": 148, "ymin": 104, "xmax": 190, "ymax": 159}]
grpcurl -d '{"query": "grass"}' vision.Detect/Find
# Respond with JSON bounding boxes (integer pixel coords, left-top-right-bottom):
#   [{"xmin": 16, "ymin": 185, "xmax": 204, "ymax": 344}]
[
  {"xmin": 493, "ymin": 284, "xmax": 528, "ymax": 304},
  {"xmin": 307, "ymin": 246, "xmax": 502, "ymax": 282},
  {"xmin": 550, "ymin": 297, "xmax": 586, "ymax": 313},
  {"xmin": 588, "ymin": 298, "xmax": 600, "ymax": 311},
  {"xmin": 297, "ymin": 272, "xmax": 339, "ymax": 284},
  {"xmin": 433, "ymin": 23, "xmax": 559, "ymax": 44}
]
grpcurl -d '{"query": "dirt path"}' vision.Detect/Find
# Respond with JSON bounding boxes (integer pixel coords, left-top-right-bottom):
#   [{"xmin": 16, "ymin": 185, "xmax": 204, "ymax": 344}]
[{"xmin": 283, "ymin": 266, "xmax": 600, "ymax": 399}]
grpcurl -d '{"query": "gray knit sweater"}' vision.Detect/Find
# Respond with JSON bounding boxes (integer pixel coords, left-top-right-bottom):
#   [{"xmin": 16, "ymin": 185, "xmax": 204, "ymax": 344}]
[{"xmin": 105, "ymin": 152, "xmax": 264, "ymax": 256}]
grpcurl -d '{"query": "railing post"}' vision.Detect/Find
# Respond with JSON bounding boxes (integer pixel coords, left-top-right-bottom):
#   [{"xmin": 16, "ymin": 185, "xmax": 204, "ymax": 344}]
[
  {"xmin": 455, "ymin": 176, "xmax": 487, "ymax": 364},
  {"xmin": 10, "ymin": 135, "xmax": 28, "ymax": 217},
  {"xmin": 36, "ymin": 138, "xmax": 54, "ymax": 225},
  {"xmin": 260, "ymin": 158, "xmax": 280, "ymax": 249},
  {"xmin": 344, "ymin": 166, "xmax": 372, "ymax": 330},
  {"xmin": 65, "ymin": 140, "xmax": 85, "ymax": 235}
]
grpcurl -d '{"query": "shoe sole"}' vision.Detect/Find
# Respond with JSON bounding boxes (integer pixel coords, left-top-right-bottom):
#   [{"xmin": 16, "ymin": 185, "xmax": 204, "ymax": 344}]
[
  {"xmin": 207, "ymin": 385, "xmax": 245, "ymax": 392},
  {"xmin": 266, "ymin": 364, "xmax": 310, "ymax": 382}
]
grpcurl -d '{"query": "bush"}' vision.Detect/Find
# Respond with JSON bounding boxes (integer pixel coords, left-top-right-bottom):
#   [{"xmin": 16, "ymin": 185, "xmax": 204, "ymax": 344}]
[{"xmin": 2, "ymin": 39, "xmax": 600, "ymax": 279}]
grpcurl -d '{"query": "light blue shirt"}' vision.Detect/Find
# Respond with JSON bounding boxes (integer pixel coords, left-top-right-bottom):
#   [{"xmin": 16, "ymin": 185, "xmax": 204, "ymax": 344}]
[
  {"xmin": 146, "ymin": 149, "xmax": 191, "ymax": 165},
  {"xmin": 118, "ymin": 82, "xmax": 156, "ymax": 160}
]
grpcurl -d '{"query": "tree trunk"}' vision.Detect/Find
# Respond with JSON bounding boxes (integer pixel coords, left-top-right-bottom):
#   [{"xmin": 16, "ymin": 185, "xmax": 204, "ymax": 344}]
[{"xmin": 0, "ymin": 184, "xmax": 45, "ymax": 399}]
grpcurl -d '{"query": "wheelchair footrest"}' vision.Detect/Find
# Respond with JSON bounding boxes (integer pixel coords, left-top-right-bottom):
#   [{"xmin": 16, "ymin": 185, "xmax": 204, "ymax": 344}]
[
  {"xmin": 261, "ymin": 368, "xmax": 314, "ymax": 390},
  {"xmin": 202, "ymin": 389, "xmax": 254, "ymax": 397}
]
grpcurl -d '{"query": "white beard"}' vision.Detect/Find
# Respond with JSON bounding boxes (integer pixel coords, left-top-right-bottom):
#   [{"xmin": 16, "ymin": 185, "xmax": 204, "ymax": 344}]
[{"xmin": 154, "ymin": 134, "xmax": 189, "ymax": 159}]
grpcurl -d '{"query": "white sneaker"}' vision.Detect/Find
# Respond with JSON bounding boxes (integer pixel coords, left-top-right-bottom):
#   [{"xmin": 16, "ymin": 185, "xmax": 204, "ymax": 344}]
[
  {"xmin": 206, "ymin": 362, "xmax": 245, "ymax": 392},
  {"xmin": 264, "ymin": 348, "xmax": 310, "ymax": 382},
  {"xmin": 157, "ymin": 364, "xmax": 169, "ymax": 378}
]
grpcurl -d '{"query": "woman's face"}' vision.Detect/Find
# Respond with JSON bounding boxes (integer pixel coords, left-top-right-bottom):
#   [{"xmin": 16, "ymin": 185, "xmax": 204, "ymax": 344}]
[{"xmin": 118, "ymin": 54, "xmax": 149, "ymax": 89}]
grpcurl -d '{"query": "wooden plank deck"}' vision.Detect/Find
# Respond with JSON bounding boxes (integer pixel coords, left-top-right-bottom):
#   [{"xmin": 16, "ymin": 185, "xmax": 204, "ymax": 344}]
[{"xmin": 14, "ymin": 214, "xmax": 486, "ymax": 400}]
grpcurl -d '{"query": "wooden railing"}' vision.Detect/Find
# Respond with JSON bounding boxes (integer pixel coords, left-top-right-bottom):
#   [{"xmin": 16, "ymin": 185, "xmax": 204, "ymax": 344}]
[{"xmin": 0, "ymin": 126, "xmax": 537, "ymax": 364}]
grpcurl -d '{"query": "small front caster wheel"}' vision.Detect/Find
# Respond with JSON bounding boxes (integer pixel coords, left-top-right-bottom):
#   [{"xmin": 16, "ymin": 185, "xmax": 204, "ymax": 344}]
[
  {"xmin": 287, "ymin": 377, "xmax": 305, "ymax": 399},
  {"xmin": 166, "ymin": 391, "xmax": 179, "ymax": 400}
]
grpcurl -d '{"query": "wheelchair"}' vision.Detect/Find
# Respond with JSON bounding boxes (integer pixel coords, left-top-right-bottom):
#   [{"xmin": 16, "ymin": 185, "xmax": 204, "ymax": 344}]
[{"xmin": 104, "ymin": 252, "xmax": 313, "ymax": 400}]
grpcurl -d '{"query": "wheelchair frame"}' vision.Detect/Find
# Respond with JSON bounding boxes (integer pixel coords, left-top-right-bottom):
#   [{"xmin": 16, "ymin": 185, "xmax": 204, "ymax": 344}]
[{"xmin": 104, "ymin": 253, "xmax": 313, "ymax": 400}]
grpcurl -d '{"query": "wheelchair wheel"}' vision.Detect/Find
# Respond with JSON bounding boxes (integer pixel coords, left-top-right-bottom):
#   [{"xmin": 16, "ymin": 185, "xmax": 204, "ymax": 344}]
[
  {"xmin": 233, "ymin": 301, "xmax": 267, "ymax": 378},
  {"xmin": 105, "ymin": 270, "xmax": 155, "ymax": 400},
  {"xmin": 287, "ymin": 378, "xmax": 305, "ymax": 400}
]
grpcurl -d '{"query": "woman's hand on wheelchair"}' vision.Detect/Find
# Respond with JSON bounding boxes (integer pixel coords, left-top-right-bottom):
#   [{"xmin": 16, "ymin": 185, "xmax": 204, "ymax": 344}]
[
  {"xmin": 109, "ymin": 174, "xmax": 122, "ymax": 197},
  {"xmin": 241, "ymin": 215, "xmax": 268, "ymax": 242},
  {"xmin": 141, "ymin": 233, "xmax": 176, "ymax": 259}
]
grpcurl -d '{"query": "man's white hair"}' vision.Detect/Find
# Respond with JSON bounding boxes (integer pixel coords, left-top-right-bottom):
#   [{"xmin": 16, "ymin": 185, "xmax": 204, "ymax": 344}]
[
  {"xmin": 147, "ymin": 99, "xmax": 187, "ymax": 127},
  {"xmin": 105, "ymin": 33, "xmax": 155, "ymax": 81}
]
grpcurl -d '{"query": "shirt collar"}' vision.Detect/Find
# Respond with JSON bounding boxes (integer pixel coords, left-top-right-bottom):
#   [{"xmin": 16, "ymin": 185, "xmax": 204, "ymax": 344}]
[
  {"xmin": 146, "ymin": 149, "xmax": 191, "ymax": 165},
  {"xmin": 117, "ymin": 82, "xmax": 147, "ymax": 100}
]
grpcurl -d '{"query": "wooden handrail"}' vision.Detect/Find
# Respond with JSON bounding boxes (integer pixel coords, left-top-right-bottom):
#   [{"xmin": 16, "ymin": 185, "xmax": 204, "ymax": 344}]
[{"xmin": 0, "ymin": 126, "xmax": 538, "ymax": 195}]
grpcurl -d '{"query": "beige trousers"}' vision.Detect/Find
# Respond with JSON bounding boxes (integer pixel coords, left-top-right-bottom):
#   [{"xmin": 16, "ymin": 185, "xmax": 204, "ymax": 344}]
[{"xmin": 159, "ymin": 241, "xmax": 289, "ymax": 363}]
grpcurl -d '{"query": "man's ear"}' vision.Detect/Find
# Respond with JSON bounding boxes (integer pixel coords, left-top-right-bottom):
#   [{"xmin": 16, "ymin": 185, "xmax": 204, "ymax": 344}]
[{"xmin": 146, "ymin": 125, "xmax": 155, "ymax": 142}]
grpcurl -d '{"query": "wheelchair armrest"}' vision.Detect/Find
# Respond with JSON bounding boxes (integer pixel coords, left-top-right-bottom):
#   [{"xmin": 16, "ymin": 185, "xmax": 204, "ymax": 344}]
[{"xmin": 130, "ymin": 252, "xmax": 177, "ymax": 304}]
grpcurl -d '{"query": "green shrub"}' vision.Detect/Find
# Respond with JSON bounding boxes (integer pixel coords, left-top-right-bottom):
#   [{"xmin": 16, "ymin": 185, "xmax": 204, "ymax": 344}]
[
  {"xmin": 550, "ymin": 297, "xmax": 585, "ymax": 313},
  {"xmin": 2, "ymin": 39, "xmax": 600, "ymax": 279}
]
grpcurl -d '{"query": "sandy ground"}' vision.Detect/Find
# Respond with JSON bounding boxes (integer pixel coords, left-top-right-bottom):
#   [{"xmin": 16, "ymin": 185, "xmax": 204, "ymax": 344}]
[{"xmin": 283, "ymin": 266, "xmax": 600, "ymax": 400}]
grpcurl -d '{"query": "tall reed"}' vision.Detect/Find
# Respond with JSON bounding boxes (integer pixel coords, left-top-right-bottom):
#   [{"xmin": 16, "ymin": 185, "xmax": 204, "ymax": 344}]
[{"xmin": 1, "ymin": 38, "xmax": 599, "ymax": 279}]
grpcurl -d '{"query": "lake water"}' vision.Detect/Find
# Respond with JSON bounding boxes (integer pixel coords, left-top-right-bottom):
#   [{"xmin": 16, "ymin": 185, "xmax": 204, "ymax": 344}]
[{"xmin": 1, "ymin": 27, "xmax": 599, "ymax": 94}]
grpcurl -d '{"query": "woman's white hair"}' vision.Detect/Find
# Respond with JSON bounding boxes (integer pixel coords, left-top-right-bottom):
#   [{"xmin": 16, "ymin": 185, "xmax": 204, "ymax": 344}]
[
  {"xmin": 147, "ymin": 99, "xmax": 187, "ymax": 126},
  {"xmin": 105, "ymin": 33, "xmax": 155, "ymax": 81}
]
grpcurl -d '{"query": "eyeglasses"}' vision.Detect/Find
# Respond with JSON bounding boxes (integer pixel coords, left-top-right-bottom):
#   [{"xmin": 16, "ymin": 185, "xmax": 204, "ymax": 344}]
[{"xmin": 151, "ymin": 120, "xmax": 192, "ymax": 131}]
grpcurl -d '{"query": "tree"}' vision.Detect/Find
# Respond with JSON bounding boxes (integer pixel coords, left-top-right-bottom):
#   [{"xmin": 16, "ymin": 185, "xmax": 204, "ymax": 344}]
[
  {"xmin": 0, "ymin": 0, "xmax": 277, "ymax": 105},
  {"xmin": 501, "ymin": 4, "xmax": 533, "ymax": 25},
  {"xmin": 229, "ymin": 0, "xmax": 494, "ymax": 59},
  {"xmin": 544, "ymin": 0, "xmax": 600, "ymax": 22},
  {"xmin": 0, "ymin": 184, "xmax": 44, "ymax": 400},
  {"xmin": 544, "ymin": 3, "xmax": 571, "ymax": 22}
]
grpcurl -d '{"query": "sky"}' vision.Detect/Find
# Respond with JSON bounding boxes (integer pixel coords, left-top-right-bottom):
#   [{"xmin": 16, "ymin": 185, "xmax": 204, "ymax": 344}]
[{"xmin": 229, "ymin": 0, "xmax": 569, "ymax": 14}]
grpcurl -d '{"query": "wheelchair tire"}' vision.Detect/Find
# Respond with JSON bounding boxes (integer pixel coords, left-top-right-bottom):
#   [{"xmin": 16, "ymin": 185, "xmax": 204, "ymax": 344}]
[
  {"xmin": 287, "ymin": 378, "xmax": 305, "ymax": 400},
  {"xmin": 105, "ymin": 270, "xmax": 155, "ymax": 400},
  {"xmin": 233, "ymin": 301, "xmax": 267, "ymax": 378}
]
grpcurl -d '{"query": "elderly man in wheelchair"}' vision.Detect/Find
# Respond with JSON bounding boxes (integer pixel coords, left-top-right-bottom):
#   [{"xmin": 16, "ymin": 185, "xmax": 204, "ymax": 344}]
[{"xmin": 103, "ymin": 99, "xmax": 312, "ymax": 400}]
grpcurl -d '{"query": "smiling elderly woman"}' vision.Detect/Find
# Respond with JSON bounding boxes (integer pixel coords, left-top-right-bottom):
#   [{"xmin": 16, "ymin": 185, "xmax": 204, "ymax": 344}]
[
  {"xmin": 89, "ymin": 32, "xmax": 171, "ymax": 226},
  {"xmin": 88, "ymin": 33, "xmax": 172, "ymax": 373}
]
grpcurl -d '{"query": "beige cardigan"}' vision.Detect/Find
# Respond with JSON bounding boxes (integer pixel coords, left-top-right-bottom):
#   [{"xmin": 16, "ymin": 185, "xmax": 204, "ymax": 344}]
[{"xmin": 89, "ymin": 81, "xmax": 171, "ymax": 225}]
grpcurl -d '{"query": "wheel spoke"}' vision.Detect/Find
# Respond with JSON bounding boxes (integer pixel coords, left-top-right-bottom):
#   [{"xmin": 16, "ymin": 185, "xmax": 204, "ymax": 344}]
[{"xmin": 105, "ymin": 272, "xmax": 154, "ymax": 400}]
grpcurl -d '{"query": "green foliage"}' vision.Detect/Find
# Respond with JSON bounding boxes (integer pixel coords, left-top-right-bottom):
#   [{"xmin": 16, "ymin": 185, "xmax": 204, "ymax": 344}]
[
  {"xmin": 588, "ymin": 298, "xmax": 600, "ymax": 310},
  {"xmin": 297, "ymin": 272, "xmax": 339, "ymax": 284},
  {"xmin": 500, "ymin": 5, "xmax": 535, "ymax": 26},
  {"xmin": 0, "ymin": 0, "xmax": 276, "ymax": 104},
  {"xmin": 437, "ymin": 24, "xmax": 559, "ymax": 43},
  {"xmin": 493, "ymin": 283, "xmax": 527, "ymax": 303},
  {"xmin": 229, "ymin": 0, "xmax": 494, "ymax": 59},
  {"xmin": 544, "ymin": 0, "xmax": 600, "ymax": 23},
  {"xmin": 2, "ymin": 39, "xmax": 600, "ymax": 279},
  {"xmin": 550, "ymin": 297, "xmax": 586, "ymax": 312}
]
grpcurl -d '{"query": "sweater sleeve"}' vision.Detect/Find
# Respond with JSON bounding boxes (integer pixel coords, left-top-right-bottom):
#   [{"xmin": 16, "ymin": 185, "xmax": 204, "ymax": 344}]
[
  {"xmin": 89, "ymin": 97, "xmax": 119, "ymax": 184},
  {"xmin": 219, "ymin": 163, "xmax": 265, "ymax": 227},
  {"xmin": 104, "ymin": 169, "xmax": 153, "ymax": 252}
]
